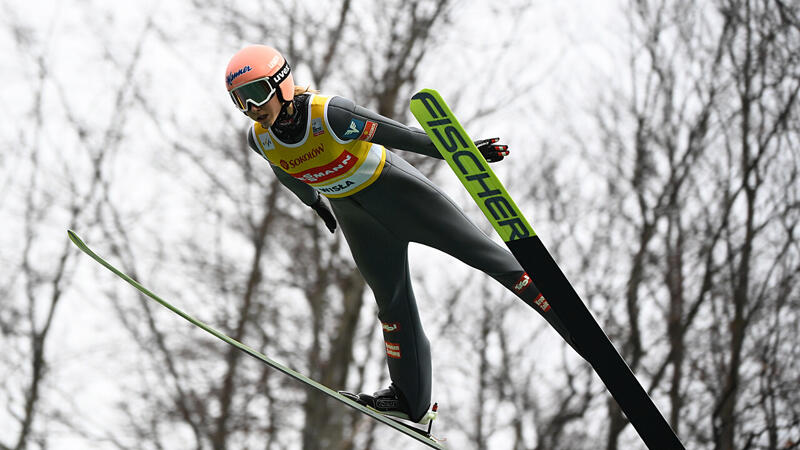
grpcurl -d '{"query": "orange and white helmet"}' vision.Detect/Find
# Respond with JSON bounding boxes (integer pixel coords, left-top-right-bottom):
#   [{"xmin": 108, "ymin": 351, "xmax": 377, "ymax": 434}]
[{"xmin": 225, "ymin": 45, "xmax": 294, "ymax": 112}]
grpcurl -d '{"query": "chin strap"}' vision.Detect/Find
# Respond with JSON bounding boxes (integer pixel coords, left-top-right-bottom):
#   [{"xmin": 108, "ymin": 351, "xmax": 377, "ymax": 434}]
[{"xmin": 275, "ymin": 97, "xmax": 299, "ymax": 126}]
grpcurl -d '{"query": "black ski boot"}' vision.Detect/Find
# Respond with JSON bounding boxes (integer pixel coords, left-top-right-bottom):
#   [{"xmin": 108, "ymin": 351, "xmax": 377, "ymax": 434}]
[{"xmin": 339, "ymin": 384, "xmax": 416, "ymax": 422}]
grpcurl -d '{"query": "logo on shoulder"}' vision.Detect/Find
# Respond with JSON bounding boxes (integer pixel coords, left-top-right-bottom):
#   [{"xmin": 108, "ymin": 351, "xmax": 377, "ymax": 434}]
[
  {"xmin": 312, "ymin": 118, "xmax": 325, "ymax": 136},
  {"xmin": 226, "ymin": 65, "xmax": 252, "ymax": 86},
  {"xmin": 359, "ymin": 120, "xmax": 378, "ymax": 141},
  {"xmin": 343, "ymin": 119, "xmax": 365, "ymax": 139}
]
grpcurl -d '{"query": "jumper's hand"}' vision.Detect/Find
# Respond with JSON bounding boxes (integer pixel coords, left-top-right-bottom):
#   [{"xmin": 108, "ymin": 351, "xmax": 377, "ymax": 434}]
[
  {"xmin": 474, "ymin": 137, "xmax": 509, "ymax": 163},
  {"xmin": 311, "ymin": 197, "xmax": 337, "ymax": 233}
]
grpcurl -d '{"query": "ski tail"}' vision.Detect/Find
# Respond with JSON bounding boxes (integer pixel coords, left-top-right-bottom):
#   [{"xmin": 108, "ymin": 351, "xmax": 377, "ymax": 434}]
[
  {"xmin": 67, "ymin": 230, "xmax": 446, "ymax": 449},
  {"xmin": 409, "ymin": 90, "xmax": 684, "ymax": 450}
]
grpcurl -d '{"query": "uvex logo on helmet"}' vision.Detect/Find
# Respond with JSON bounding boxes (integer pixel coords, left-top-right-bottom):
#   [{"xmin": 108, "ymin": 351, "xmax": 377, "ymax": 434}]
[
  {"xmin": 226, "ymin": 65, "xmax": 252, "ymax": 86},
  {"xmin": 272, "ymin": 62, "xmax": 291, "ymax": 85}
]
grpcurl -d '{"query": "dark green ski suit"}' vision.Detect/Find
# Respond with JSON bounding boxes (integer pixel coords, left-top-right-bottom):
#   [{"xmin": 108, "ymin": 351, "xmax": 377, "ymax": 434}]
[{"xmin": 248, "ymin": 94, "xmax": 575, "ymax": 422}]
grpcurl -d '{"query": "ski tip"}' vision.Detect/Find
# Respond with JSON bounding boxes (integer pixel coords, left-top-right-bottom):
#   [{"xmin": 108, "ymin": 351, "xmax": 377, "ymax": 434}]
[
  {"xmin": 411, "ymin": 88, "xmax": 439, "ymax": 101},
  {"xmin": 67, "ymin": 230, "xmax": 85, "ymax": 248}
]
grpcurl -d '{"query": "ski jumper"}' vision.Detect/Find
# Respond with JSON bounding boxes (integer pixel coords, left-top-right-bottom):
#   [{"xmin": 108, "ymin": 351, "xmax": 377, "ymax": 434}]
[{"xmin": 248, "ymin": 94, "xmax": 576, "ymax": 422}]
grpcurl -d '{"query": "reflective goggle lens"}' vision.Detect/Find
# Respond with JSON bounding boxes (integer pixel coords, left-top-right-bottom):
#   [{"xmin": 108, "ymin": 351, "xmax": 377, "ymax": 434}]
[{"xmin": 230, "ymin": 78, "xmax": 277, "ymax": 111}]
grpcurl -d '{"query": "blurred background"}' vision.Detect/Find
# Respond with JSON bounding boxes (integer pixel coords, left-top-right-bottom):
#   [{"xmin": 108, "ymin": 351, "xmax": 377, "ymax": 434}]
[{"xmin": 1, "ymin": 0, "xmax": 798, "ymax": 449}]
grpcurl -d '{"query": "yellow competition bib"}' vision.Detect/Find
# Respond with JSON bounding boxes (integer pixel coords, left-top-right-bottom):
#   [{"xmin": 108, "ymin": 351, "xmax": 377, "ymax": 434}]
[{"xmin": 251, "ymin": 95, "xmax": 386, "ymax": 198}]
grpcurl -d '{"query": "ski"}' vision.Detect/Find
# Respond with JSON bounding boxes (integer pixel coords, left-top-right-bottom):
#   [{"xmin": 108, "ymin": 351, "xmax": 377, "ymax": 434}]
[
  {"xmin": 67, "ymin": 230, "xmax": 445, "ymax": 449},
  {"xmin": 409, "ymin": 89, "xmax": 684, "ymax": 450}
]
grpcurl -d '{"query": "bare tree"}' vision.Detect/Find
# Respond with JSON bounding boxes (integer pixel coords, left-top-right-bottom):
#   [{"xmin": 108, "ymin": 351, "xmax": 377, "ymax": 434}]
[
  {"xmin": 704, "ymin": 2, "xmax": 800, "ymax": 448},
  {"xmin": 581, "ymin": 0, "xmax": 800, "ymax": 449},
  {"xmin": 0, "ymin": 5, "xmax": 159, "ymax": 449}
]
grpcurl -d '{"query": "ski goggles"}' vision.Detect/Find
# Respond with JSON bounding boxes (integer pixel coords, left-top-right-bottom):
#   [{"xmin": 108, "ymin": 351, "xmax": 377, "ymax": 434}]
[{"xmin": 229, "ymin": 61, "xmax": 291, "ymax": 112}]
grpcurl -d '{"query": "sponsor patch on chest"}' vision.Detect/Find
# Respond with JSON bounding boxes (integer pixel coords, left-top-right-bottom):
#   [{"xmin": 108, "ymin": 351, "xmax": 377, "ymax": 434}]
[
  {"xmin": 312, "ymin": 117, "xmax": 325, "ymax": 136},
  {"xmin": 279, "ymin": 144, "xmax": 325, "ymax": 170},
  {"xmin": 258, "ymin": 132, "xmax": 275, "ymax": 151},
  {"xmin": 292, "ymin": 150, "xmax": 358, "ymax": 183}
]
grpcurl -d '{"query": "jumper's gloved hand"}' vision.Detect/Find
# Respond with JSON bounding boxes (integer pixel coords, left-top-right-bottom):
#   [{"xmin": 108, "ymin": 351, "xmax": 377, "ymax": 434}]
[
  {"xmin": 311, "ymin": 196, "xmax": 337, "ymax": 233},
  {"xmin": 474, "ymin": 137, "xmax": 509, "ymax": 163}
]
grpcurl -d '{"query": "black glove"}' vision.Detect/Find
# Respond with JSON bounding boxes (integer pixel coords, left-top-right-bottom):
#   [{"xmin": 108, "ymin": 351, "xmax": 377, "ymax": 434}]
[
  {"xmin": 474, "ymin": 137, "xmax": 509, "ymax": 163},
  {"xmin": 311, "ymin": 197, "xmax": 337, "ymax": 233}
]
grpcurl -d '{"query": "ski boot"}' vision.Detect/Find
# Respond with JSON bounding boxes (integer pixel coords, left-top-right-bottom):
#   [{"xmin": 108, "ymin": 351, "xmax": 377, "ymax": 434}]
[
  {"xmin": 339, "ymin": 385, "xmax": 442, "ymax": 442},
  {"xmin": 339, "ymin": 383, "xmax": 438, "ymax": 424},
  {"xmin": 339, "ymin": 384, "xmax": 413, "ymax": 420}
]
